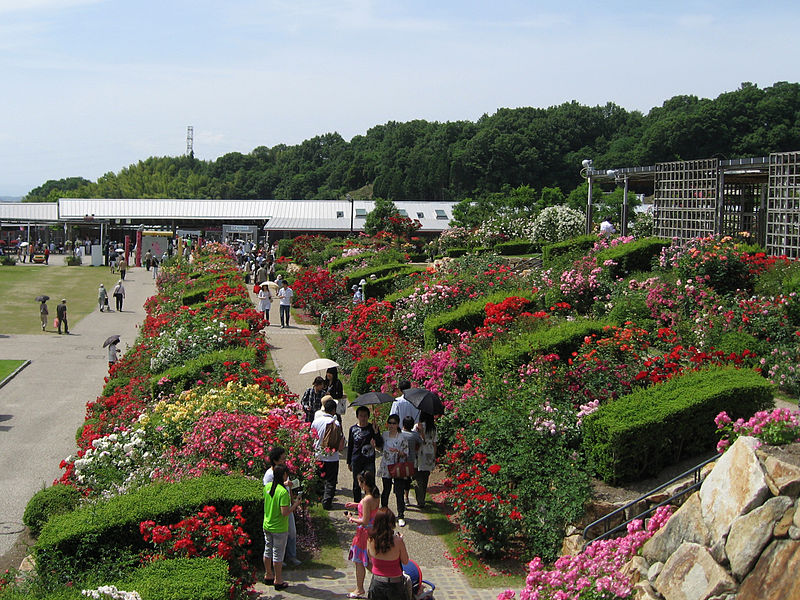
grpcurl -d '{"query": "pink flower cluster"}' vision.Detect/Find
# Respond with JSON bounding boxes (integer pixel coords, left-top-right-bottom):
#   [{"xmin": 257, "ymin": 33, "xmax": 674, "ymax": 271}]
[
  {"xmin": 715, "ymin": 407, "xmax": 800, "ymax": 452},
  {"xmin": 498, "ymin": 505, "xmax": 673, "ymax": 600}
]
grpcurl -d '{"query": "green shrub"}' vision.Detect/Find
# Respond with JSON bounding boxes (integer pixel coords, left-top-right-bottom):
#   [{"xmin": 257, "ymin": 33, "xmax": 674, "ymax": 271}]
[
  {"xmin": 408, "ymin": 252, "xmax": 428, "ymax": 262},
  {"xmin": 495, "ymin": 239, "xmax": 539, "ymax": 256},
  {"xmin": 0, "ymin": 254, "xmax": 17, "ymax": 266},
  {"xmin": 350, "ymin": 357, "xmax": 386, "ymax": 394},
  {"xmin": 35, "ymin": 475, "xmax": 263, "ymax": 582},
  {"xmin": 487, "ymin": 319, "xmax": 610, "ymax": 372},
  {"xmin": 384, "ymin": 284, "xmax": 423, "ymax": 306},
  {"xmin": 102, "ymin": 375, "xmax": 132, "ymax": 396},
  {"xmin": 445, "ymin": 247, "xmax": 468, "ymax": 258},
  {"xmin": 541, "ymin": 235, "xmax": 597, "ymax": 267},
  {"xmin": 119, "ymin": 558, "xmax": 231, "ymax": 600},
  {"xmin": 64, "ymin": 256, "xmax": 82, "ymax": 266},
  {"xmin": 363, "ymin": 267, "xmax": 427, "ymax": 300},
  {"xmin": 276, "ymin": 239, "xmax": 292, "ymax": 258},
  {"xmin": 473, "ymin": 247, "xmax": 492, "ymax": 255},
  {"xmin": 328, "ymin": 252, "xmax": 375, "ymax": 272},
  {"xmin": 23, "ymin": 485, "xmax": 82, "ymax": 536},
  {"xmin": 594, "ymin": 238, "xmax": 671, "ymax": 279},
  {"xmin": 180, "ymin": 286, "xmax": 212, "ymax": 306},
  {"xmin": 345, "ymin": 263, "xmax": 410, "ymax": 289},
  {"xmin": 150, "ymin": 347, "xmax": 258, "ymax": 396},
  {"xmin": 423, "ymin": 290, "xmax": 537, "ymax": 350},
  {"xmin": 582, "ymin": 367, "xmax": 773, "ymax": 484}
]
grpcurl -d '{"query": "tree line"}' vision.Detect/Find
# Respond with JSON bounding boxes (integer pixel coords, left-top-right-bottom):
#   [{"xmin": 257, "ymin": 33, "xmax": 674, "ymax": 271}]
[{"xmin": 24, "ymin": 82, "xmax": 800, "ymax": 208}]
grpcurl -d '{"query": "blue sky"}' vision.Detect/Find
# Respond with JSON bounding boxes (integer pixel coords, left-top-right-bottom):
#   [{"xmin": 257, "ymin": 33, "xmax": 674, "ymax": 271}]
[{"xmin": 1, "ymin": 0, "xmax": 799, "ymax": 196}]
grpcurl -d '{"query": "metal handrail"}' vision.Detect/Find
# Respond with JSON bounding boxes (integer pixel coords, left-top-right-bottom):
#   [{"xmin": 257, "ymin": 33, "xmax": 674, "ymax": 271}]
[{"xmin": 581, "ymin": 453, "xmax": 719, "ymax": 548}]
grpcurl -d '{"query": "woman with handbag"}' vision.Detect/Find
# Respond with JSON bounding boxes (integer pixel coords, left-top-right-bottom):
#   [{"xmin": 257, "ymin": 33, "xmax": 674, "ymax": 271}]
[{"xmin": 377, "ymin": 415, "xmax": 409, "ymax": 527}]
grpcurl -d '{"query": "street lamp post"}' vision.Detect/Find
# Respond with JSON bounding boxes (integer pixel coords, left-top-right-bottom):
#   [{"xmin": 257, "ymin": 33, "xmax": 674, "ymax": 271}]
[
  {"xmin": 347, "ymin": 194, "xmax": 354, "ymax": 235},
  {"xmin": 581, "ymin": 159, "xmax": 593, "ymax": 235}
]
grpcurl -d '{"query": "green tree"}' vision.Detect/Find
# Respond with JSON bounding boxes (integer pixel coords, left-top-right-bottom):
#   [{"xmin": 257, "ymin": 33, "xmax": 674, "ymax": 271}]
[{"xmin": 364, "ymin": 197, "xmax": 401, "ymax": 235}]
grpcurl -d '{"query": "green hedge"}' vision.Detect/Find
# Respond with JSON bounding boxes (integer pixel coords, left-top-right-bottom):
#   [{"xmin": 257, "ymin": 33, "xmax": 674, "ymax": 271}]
[
  {"xmin": 495, "ymin": 239, "xmax": 539, "ymax": 256},
  {"xmin": 35, "ymin": 475, "xmax": 263, "ymax": 581},
  {"xmin": 119, "ymin": 558, "xmax": 231, "ymax": 600},
  {"xmin": 328, "ymin": 252, "xmax": 376, "ymax": 272},
  {"xmin": 542, "ymin": 235, "xmax": 598, "ymax": 267},
  {"xmin": 150, "ymin": 347, "xmax": 258, "ymax": 396},
  {"xmin": 384, "ymin": 284, "xmax": 422, "ymax": 306},
  {"xmin": 423, "ymin": 290, "xmax": 537, "ymax": 350},
  {"xmin": 345, "ymin": 263, "xmax": 410, "ymax": 288},
  {"xmin": 102, "ymin": 375, "xmax": 132, "ymax": 396},
  {"xmin": 350, "ymin": 357, "xmax": 386, "ymax": 394},
  {"xmin": 180, "ymin": 285, "xmax": 213, "ymax": 306},
  {"xmin": 23, "ymin": 484, "xmax": 82, "ymax": 536},
  {"xmin": 363, "ymin": 266, "xmax": 427, "ymax": 300},
  {"xmin": 445, "ymin": 247, "xmax": 468, "ymax": 258},
  {"xmin": 594, "ymin": 237, "xmax": 670, "ymax": 279},
  {"xmin": 487, "ymin": 319, "xmax": 610, "ymax": 372},
  {"xmin": 582, "ymin": 367, "xmax": 773, "ymax": 484}
]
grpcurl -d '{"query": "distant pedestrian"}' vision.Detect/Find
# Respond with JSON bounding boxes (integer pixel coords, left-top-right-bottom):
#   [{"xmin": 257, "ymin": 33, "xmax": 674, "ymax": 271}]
[
  {"xmin": 43, "ymin": 247, "xmax": 50, "ymax": 264},
  {"xmin": 413, "ymin": 411, "xmax": 437, "ymax": 509},
  {"xmin": 151, "ymin": 256, "xmax": 159, "ymax": 280},
  {"xmin": 98, "ymin": 283, "xmax": 108, "ymax": 312},
  {"xmin": 39, "ymin": 299, "xmax": 49, "ymax": 331},
  {"xmin": 118, "ymin": 257, "xmax": 127, "ymax": 280},
  {"xmin": 255, "ymin": 264, "xmax": 268, "ymax": 286},
  {"xmin": 257, "ymin": 284, "xmax": 273, "ymax": 323},
  {"xmin": 312, "ymin": 398, "xmax": 345, "ymax": 510},
  {"xmin": 112, "ymin": 280, "xmax": 126, "ymax": 312},
  {"xmin": 108, "ymin": 339, "xmax": 120, "ymax": 368},
  {"xmin": 56, "ymin": 299, "xmax": 69, "ymax": 335},
  {"xmin": 352, "ymin": 284, "xmax": 363, "ymax": 304},
  {"xmin": 144, "ymin": 250, "xmax": 152, "ymax": 271},
  {"xmin": 277, "ymin": 280, "xmax": 294, "ymax": 328},
  {"xmin": 600, "ymin": 216, "xmax": 617, "ymax": 237}
]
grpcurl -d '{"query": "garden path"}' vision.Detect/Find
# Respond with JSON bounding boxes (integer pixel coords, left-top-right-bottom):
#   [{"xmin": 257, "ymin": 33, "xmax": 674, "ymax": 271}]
[
  {"xmin": 0, "ymin": 261, "xmax": 157, "ymax": 566},
  {"xmin": 256, "ymin": 304, "xmax": 512, "ymax": 599}
]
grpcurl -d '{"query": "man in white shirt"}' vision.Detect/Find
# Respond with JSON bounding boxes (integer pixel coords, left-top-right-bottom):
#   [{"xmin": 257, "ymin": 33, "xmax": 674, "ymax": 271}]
[
  {"xmin": 390, "ymin": 379, "xmax": 420, "ymax": 425},
  {"xmin": 311, "ymin": 398, "xmax": 344, "ymax": 510},
  {"xmin": 277, "ymin": 280, "xmax": 294, "ymax": 328}
]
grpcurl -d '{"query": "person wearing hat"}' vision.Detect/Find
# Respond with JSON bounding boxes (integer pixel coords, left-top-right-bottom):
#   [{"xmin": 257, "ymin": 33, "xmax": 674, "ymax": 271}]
[
  {"xmin": 352, "ymin": 284, "xmax": 363, "ymax": 304},
  {"xmin": 98, "ymin": 283, "xmax": 108, "ymax": 312},
  {"xmin": 111, "ymin": 280, "xmax": 126, "ymax": 312},
  {"xmin": 56, "ymin": 299, "xmax": 68, "ymax": 335}
]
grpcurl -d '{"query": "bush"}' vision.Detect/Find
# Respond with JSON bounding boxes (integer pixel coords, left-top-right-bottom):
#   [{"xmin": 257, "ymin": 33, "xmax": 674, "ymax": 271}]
[
  {"xmin": 542, "ymin": 235, "xmax": 598, "ymax": 267},
  {"xmin": 530, "ymin": 205, "xmax": 585, "ymax": 244},
  {"xmin": 350, "ymin": 357, "xmax": 386, "ymax": 394},
  {"xmin": 423, "ymin": 290, "xmax": 537, "ymax": 350},
  {"xmin": 445, "ymin": 247, "xmax": 468, "ymax": 258},
  {"xmin": 594, "ymin": 237, "xmax": 671, "ymax": 279},
  {"xmin": 582, "ymin": 367, "xmax": 773, "ymax": 483},
  {"xmin": 0, "ymin": 254, "xmax": 16, "ymax": 266},
  {"xmin": 363, "ymin": 267, "xmax": 427, "ymax": 300},
  {"xmin": 345, "ymin": 263, "xmax": 410, "ymax": 289},
  {"xmin": 180, "ymin": 286, "xmax": 213, "ymax": 307},
  {"xmin": 328, "ymin": 252, "xmax": 375, "ymax": 272},
  {"xmin": 150, "ymin": 347, "xmax": 258, "ymax": 396},
  {"xmin": 34, "ymin": 475, "xmax": 263, "ymax": 582},
  {"xmin": 118, "ymin": 558, "xmax": 231, "ymax": 600},
  {"xmin": 64, "ymin": 255, "xmax": 82, "ymax": 266},
  {"xmin": 23, "ymin": 485, "xmax": 81, "ymax": 536},
  {"xmin": 495, "ymin": 239, "xmax": 539, "ymax": 256},
  {"xmin": 102, "ymin": 375, "xmax": 132, "ymax": 397},
  {"xmin": 487, "ymin": 319, "xmax": 610, "ymax": 372}
]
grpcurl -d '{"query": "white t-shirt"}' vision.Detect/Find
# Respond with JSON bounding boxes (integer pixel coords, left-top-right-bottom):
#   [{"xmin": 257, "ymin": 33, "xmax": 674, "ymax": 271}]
[
  {"xmin": 278, "ymin": 287, "xmax": 294, "ymax": 306},
  {"xmin": 311, "ymin": 413, "xmax": 340, "ymax": 462},
  {"xmin": 390, "ymin": 397, "xmax": 420, "ymax": 425}
]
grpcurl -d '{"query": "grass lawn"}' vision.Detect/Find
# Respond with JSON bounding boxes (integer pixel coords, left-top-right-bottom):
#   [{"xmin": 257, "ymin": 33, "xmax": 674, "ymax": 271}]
[
  {"xmin": 297, "ymin": 504, "xmax": 346, "ymax": 570},
  {"xmin": 0, "ymin": 263, "xmax": 123, "ymax": 334},
  {"xmin": 0, "ymin": 359, "xmax": 26, "ymax": 383}
]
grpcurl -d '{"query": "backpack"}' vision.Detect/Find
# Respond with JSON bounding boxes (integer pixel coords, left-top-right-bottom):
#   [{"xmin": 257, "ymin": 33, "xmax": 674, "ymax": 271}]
[{"xmin": 320, "ymin": 419, "xmax": 343, "ymax": 450}]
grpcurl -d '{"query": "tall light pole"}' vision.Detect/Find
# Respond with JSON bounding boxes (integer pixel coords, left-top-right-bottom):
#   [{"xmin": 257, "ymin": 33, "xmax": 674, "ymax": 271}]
[
  {"xmin": 581, "ymin": 159, "xmax": 593, "ymax": 235},
  {"xmin": 347, "ymin": 193, "xmax": 354, "ymax": 235}
]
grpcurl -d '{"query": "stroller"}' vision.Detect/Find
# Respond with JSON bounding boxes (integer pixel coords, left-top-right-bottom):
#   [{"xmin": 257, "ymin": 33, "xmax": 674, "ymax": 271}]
[{"xmin": 403, "ymin": 560, "xmax": 435, "ymax": 599}]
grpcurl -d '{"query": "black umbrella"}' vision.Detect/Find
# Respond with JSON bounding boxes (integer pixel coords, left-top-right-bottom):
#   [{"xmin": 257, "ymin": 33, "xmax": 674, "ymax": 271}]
[
  {"xmin": 351, "ymin": 391, "xmax": 395, "ymax": 407},
  {"xmin": 35, "ymin": 295, "xmax": 50, "ymax": 302},
  {"xmin": 404, "ymin": 387, "xmax": 444, "ymax": 415},
  {"xmin": 102, "ymin": 334, "xmax": 121, "ymax": 348}
]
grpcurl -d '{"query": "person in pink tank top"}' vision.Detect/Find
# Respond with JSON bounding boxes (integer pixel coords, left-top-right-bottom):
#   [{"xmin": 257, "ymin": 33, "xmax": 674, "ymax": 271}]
[
  {"xmin": 345, "ymin": 471, "xmax": 381, "ymax": 598},
  {"xmin": 367, "ymin": 507, "xmax": 409, "ymax": 599}
]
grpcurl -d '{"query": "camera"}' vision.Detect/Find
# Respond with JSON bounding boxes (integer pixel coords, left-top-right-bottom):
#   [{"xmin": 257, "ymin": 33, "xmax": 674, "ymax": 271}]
[{"xmin": 343, "ymin": 510, "xmax": 350, "ymax": 516}]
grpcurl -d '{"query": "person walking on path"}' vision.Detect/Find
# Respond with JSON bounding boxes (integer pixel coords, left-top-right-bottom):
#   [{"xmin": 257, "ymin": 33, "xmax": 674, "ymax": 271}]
[
  {"xmin": 301, "ymin": 376, "xmax": 326, "ymax": 423},
  {"xmin": 401, "ymin": 416, "xmax": 422, "ymax": 508},
  {"xmin": 311, "ymin": 398, "xmax": 345, "ymax": 510},
  {"xmin": 151, "ymin": 256, "xmax": 159, "ymax": 280},
  {"xmin": 56, "ymin": 299, "xmax": 69, "ymax": 335},
  {"xmin": 255, "ymin": 263, "xmax": 268, "ymax": 286},
  {"xmin": 144, "ymin": 250, "xmax": 152, "ymax": 271},
  {"xmin": 257, "ymin": 284, "xmax": 273, "ymax": 324},
  {"xmin": 325, "ymin": 367, "xmax": 346, "ymax": 425},
  {"xmin": 263, "ymin": 464, "xmax": 302, "ymax": 592},
  {"xmin": 107, "ymin": 339, "xmax": 120, "ymax": 368},
  {"xmin": 277, "ymin": 279, "xmax": 293, "ymax": 328},
  {"xmin": 366, "ymin": 507, "xmax": 410, "ymax": 600},
  {"xmin": 413, "ymin": 412, "xmax": 437, "ymax": 509},
  {"xmin": 377, "ymin": 415, "xmax": 409, "ymax": 527},
  {"xmin": 98, "ymin": 283, "xmax": 108, "ymax": 312},
  {"xmin": 390, "ymin": 380, "xmax": 420, "ymax": 425},
  {"xmin": 347, "ymin": 406, "xmax": 381, "ymax": 502},
  {"xmin": 118, "ymin": 257, "xmax": 127, "ymax": 280},
  {"xmin": 39, "ymin": 299, "xmax": 48, "ymax": 331},
  {"xmin": 345, "ymin": 470, "xmax": 380, "ymax": 599},
  {"xmin": 262, "ymin": 447, "xmax": 302, "ymax": 567},
  {"xmin": 112, "ymin": 280, "xmax": 126, "ymax": 312}
]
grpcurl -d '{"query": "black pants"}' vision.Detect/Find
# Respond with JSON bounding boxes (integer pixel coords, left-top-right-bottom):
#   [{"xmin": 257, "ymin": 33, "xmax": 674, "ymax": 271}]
[
  {"xmin": 120, "ymin": 271, "xmax": 125, "ymax": 280},
  {"xmin": 318, "ymin": 460, "xmax": 339, "ymax": 509},
  {"xmin": 414, "ymin": 470, "xmax": 431, "ymax": 508},
  {"xmin": 381, "ymin": 477, "xmax": 406, "ymax": 519},
  {"xmin": 368, "ymin": 577, "xmax": 406, "ymax": 600},
  {"xmin": 57, "ymin": 316, "xmax": 68, "ymax": 334},
  {"xmin": 351, "ymin": 457, "xmax": 375, "ymax": 502},
  {"xmin": 114, "ymin": 294, "xmax": 123, "ymax": 311}
]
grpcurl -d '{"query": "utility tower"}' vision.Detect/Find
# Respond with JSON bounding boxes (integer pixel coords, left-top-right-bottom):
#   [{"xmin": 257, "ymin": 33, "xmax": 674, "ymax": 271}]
[{"xmin": 186, "ymin": 126, "xmax": 194, "ymax": 157}]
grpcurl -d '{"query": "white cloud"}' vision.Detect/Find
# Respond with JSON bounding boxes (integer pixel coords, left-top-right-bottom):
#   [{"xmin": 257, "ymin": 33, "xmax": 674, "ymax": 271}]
[{"xmin": 0, "ymin": 0, "xmax": 103, "ymax": 13}]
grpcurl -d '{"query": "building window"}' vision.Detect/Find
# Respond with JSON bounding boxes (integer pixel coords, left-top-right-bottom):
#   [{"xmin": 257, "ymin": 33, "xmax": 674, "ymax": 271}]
[
  {"xmin": 435, "ymin": 209, "xmax": 448, "ymax": 220},
  {"xmin": 417, "ymin": 212, "xmax": 425, "ymax": 219},
  {"xmin": 398, "ymin": 209, "xmax": 408, "ymax": 217},
  {"xmin": 355, "ymin": 208, "xmax": 367, "ymax": 218},
  {"xmin": 336, "ymin": 211, "xmax": 344, "ymax": 218}
]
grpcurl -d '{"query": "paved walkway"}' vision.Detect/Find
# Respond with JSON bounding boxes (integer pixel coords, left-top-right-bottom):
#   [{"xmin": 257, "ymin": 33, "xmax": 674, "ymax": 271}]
[
  {"xmin": 0, "ymin": 262, "xmax": 157, "ymax": 563},
  {"xmin": 253, "ymin": 302, "xmax": 510, "ymax": 600}
]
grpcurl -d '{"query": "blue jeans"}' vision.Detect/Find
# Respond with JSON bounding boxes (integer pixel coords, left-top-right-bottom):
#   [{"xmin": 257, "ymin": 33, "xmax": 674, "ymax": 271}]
[{"xmin": 279, "ymin": 304, "xmax": 290, "ymax": 326}]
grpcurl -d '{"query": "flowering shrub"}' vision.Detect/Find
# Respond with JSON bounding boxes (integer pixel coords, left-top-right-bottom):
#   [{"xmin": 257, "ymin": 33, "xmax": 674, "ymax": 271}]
[
  {"xmin": 764, "ymin": 344, "xmax": 800, "ymax": 394},
  {"xmin": 715, "ymin": 408, "xmax": 800, "ymax": 452},
  {"xmin": 529, "ymin": 205, "xmax": 585, "ymax": 244},
  {"xmin": 497, "ymin": 505, "xmax": 673, "ymax": 600},
  {"xmin": 660, "ymin": 236, "xmax": 754, "ymax": 295},
  {"xmin": 82, "ymin": 586, "xmax": 141, "ymax": 600},
  {"xmin": 287, "ymin": 234, "xmax": 330, "ymax": 266},
  {"xmin": 291, "ymin": 267, "xmax": 346, "ymax": 316},
  {"xmin": 149, "ymin": 318, "xmax": 231, "ymax": 372},
  {"xmin": 559, "ymin": 256, "xmax": 612, "ymax": 314},
  {"xmin": 439, "ymin": 226, "xmax": 474, "ymax": 250},
  {"xmin": 140, "ymin": 504, "xmax": 254, "ymax": 592}
]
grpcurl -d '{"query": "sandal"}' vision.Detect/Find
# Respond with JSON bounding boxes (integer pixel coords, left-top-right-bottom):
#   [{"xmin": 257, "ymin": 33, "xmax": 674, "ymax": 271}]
[
  {"xmin": 347, "ymin": 593, "xmax": 367, "ymax": 599},
  {"xmin": 264, "ymin": 577, "xmax": 274, "ymax": 585},
  {"xmin": 274, "ymin": 581, "xmax": 290, "ymax": 591}
]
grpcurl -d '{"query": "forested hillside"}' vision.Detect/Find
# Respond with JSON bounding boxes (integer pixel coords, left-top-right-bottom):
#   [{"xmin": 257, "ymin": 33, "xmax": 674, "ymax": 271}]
[{"xmin": 25, "ymin": 81, "xmax": 800, "ymax": 203}]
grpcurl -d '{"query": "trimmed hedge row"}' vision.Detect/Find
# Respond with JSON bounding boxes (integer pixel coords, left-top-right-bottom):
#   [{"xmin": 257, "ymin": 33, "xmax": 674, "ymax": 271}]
[
  {"xmin": 149, "ymin": 347, "xmax": 258, "ymax": 396},
  {"xmin": 487, "ymin": 318, "xmax": 610, "ymax": 372},
  {"xmin": 23, "ymin": 484, "xmax": 82, "ymax": 536},
  {"xmin": 582, "ymin": 367, "xmax": 773, "ymax": 484},
  {"xmin": 542, "ymin": 235, "xmax": 598, "ymax": 267},
  {"xmin": 495, "ymin": 239, "xmax": 540, "ymax": 256},
  {"xmin": 35, "ymin": 475, "xmax": 263, "ymax": 581},
  {"xmin": 102, "ymin": 375, "xmax": 133, "ymax": 396},
  {"xmin": 594, "ymin": 237, "xmax": 671, "ymax": 279},
  {"xmin": 119, "ymin": 558, "xmax": 231, "ymax": 600},
  {"xmin": 327, "ymin": 252, "xmax": 375, "ymax": 272},
  {"xmin": 345, "ymin": 263, "xmax": 411, "ymax": 288},
  {"xmin": 423, "ymin": 289, "xmax": 537, "ymax": 350},
  {"xmin": 445, "ymin": 247, "xmax": 468, "ymax": 258},
  {"xmin": 363, "ymin": 266, "xmax": 427, "ymax": 300}
]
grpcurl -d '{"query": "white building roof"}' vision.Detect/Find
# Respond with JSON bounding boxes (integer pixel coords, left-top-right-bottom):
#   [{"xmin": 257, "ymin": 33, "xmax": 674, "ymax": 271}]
[{"xmin": 0, "ymin": 201, "xmax": 59, "ymax": 222}]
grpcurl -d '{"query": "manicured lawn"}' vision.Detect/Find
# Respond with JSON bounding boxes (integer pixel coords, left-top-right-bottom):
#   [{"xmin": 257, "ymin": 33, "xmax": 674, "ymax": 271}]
[
  {"xmin": 0, "ymin": 263, "xmax": 123, "ymax": 334},
  {"xmin": 0, "ymin": 359, "xmax": 26, "ymax": 383}
]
